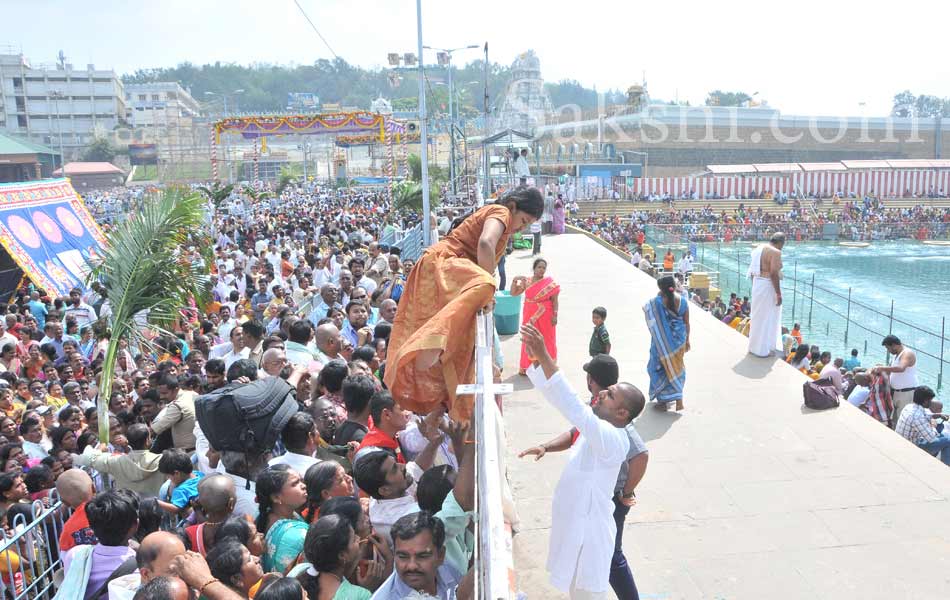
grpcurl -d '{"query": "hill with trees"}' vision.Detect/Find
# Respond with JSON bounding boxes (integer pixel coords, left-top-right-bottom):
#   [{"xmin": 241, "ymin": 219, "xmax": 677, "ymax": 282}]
[{"xmin": 122, "ymin": 58, "xmax": 626, "ymax": 116}]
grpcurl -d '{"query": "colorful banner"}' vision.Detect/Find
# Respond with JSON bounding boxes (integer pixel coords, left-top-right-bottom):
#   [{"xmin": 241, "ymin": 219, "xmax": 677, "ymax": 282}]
[
  {"xmin": 0, "ymin": 178, "xmax": 107, "ymax": 297},
  {"xmin": 214, "ymin": 112, "xmax": 407, "ymax": 140}
]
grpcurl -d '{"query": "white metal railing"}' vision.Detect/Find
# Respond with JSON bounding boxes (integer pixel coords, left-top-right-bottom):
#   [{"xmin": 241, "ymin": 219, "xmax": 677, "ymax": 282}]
[{"xmin": 470, "ymin": 310, "xmax": 515, "ymax": 600}]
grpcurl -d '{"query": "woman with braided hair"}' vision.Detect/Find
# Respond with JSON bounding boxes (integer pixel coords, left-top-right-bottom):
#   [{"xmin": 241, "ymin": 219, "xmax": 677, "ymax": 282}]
[{"xmin": 643, "ymin": 275, "xmax": 690, "ymax": 411}]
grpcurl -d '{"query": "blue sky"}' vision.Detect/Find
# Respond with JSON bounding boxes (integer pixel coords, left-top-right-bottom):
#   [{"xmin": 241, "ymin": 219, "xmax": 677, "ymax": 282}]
[{"xmin": 6, "ymin": 0, "xmax": 950, "ymax": 116}]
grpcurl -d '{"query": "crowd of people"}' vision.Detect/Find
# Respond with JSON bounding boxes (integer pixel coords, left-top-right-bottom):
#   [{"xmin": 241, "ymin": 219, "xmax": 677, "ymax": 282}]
[
  {"xmin": 571, "ymin": 199, "xmax": 950, "ymax": 245},
  {"xmin": 0, "ymin": 181, "xmax": 500, "ymax": 600}
]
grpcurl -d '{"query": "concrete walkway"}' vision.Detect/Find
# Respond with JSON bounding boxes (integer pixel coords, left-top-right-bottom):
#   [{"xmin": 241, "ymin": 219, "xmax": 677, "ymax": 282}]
[{"xmin": 499, "ymin": 232, "xmax": 950, "ymax": 600}]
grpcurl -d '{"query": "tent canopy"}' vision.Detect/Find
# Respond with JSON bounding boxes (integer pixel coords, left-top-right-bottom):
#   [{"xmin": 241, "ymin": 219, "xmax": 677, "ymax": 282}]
[
  {"xmin": 0, "ymin": 178, "xmax": 106, "ymax": 300},
  {"xmin": 477, "ymin": 129, "xmax": 534, "ymax": 147}
]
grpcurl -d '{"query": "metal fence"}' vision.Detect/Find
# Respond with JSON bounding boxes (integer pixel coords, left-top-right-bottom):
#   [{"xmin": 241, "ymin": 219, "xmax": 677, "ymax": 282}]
[
  {"xmin": 645, "ymin": 221, "xmax": 950, "ymax": 243},
  {"xmin": 0, "ymin": 494, "xmax": 69, "ymax": 600}
]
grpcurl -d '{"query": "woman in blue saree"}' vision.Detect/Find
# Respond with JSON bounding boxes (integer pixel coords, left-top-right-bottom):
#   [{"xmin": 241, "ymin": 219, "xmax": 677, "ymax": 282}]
[{"xmin": 644, "ymin": 275, "xmax": 690, "ymax": 411}]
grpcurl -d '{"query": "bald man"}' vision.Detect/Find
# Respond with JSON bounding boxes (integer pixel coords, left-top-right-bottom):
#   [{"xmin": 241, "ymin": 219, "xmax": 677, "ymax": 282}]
[
  {"xmin": 521, "ymin": 324, "xmax": 645, "ymax": 599},
  {"xmin": 189, "ymin": 474, "xmax": 237, "ymax": 554},
  {"xmin": 108, "ymin": 532, "xmax": 188, "ymax": 599},
  {"xmin": 261, "ymin": 348, "xmax": 289, "ymax": 378},
  {"xmin": 56, "ymin": 468, "xmax": 98, "ymax": 551},
  {"xmin": 366, "ymin": 242, "xmax": 390, "ymax": 284},
  {"xmin": 314, "ymin": 323, "xmax": 342, "ymax": 364},
  {"xmin": 132, "ymin": 576, "xmax": 190, "ymax": 600}
]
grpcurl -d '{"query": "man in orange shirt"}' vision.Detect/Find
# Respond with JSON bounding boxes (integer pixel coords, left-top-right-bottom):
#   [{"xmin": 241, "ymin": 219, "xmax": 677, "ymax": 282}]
[{"xmin": 55, "ymin": 469, "xmax": 97, "ymax": 552}]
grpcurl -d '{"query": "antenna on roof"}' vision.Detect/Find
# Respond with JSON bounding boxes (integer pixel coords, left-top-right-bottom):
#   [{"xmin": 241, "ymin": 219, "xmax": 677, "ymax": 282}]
[{"xmin": 57, "ymin": 50, "xmax": 66, "ymax": 69}]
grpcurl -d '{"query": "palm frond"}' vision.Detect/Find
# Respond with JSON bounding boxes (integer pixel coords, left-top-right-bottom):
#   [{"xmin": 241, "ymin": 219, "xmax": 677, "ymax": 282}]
[{"xmin": 88, "ymin": 188, "xmax": 211, "ymax": 442}]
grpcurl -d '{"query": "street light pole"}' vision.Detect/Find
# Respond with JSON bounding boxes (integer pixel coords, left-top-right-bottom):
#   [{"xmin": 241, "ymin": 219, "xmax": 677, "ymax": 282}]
[
  {"xmin": 416, "ymin": 0, "xmax": 431, "ymax": 248},
  {"xmin": 50, "ymin": 91, "xmax": 66, "ymax": 167},
  {"xmin": 424, "ymin": 45, "xmax": 479, "ymax": 198}
]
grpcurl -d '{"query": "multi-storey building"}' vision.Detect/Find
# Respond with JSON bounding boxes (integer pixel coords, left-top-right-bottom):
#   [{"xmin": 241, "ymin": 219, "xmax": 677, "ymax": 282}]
[{"xmin": 0, "ymin": 53, "xmax": 127, "ymax": 161}]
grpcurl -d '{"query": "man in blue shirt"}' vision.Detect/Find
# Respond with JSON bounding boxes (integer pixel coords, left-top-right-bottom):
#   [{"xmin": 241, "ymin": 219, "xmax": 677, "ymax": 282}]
[
  {"xmin": 843, "ymin": 348, "xmax": 861, "ymax": 371},
  {"xmin": 28, "ymin": 291, "xmax": 48, "ymax": 329},
  {"xmin": 250, "ymin": 279, "xmax": 273, "ymax": 321},
  {"xmin": 371, "ymin": 512, "xmax": 462, "ymax": 600},
  {"xmin": 341, "ymin": 301, "xmax": 372, "ymax": 348}
]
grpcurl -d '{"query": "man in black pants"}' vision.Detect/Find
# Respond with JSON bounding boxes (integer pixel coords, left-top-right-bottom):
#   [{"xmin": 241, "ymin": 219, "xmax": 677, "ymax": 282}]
[{"xmin": 517, "ymin": 354, "xmax": 649, "ymax": 599}]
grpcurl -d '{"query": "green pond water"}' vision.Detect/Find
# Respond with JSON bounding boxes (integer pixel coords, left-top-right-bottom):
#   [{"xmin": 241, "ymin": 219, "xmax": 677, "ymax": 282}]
[{"xmin": 657, "ymin": 239, "xmax": 950, "ymax": 398}]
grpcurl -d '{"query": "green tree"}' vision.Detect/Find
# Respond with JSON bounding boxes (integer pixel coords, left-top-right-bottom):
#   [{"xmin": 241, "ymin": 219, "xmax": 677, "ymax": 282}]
[
  {"xmin": 705, "ymin": 90, "xmax": 752, "ymax": 107},
  {"xmin": 87, "ymin": 188, "xmax": 211, "ymax": 444},
  {"xmin": 82, "ymin": 138, "xmax": 119, "ymax": 162},
  {"xmin": 196, "ymin": 182, "xmax": 234, "ymax": 207}
]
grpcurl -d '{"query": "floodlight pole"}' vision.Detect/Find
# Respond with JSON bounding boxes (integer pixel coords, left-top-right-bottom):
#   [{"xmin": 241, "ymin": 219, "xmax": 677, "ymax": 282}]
[{"xmin": 416, "ymin": 0, "xmax": 431, "ymax": 247}]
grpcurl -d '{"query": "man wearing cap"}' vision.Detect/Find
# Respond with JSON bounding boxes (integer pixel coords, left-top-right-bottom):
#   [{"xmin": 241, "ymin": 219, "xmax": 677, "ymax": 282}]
[
  {"xmin": 518, "ymin": 353, "xmax": 649, "ymax": 600},
  {"xmin": 872, "ymin": 334, "xmax": 918, "ymax": 428}
]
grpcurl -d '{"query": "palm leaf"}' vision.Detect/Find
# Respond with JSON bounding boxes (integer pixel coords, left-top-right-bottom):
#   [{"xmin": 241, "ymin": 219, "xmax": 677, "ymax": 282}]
[{"xmin": 87, "ymin": 188, "xmax": 211, "ymax": 443}]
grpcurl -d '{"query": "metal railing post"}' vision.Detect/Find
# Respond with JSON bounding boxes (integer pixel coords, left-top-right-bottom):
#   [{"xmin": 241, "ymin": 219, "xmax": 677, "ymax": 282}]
[
  {"xmin": 887, "ymin": 299, "xmax": 895, "ymax": 362},
  {"xmin": 940, "ymin": 316, "xmax": 946, "ymax": 389},
  {"xmin": 844, "ymin": 287, "xmax": 852, "ymax": 345},
  {"xmin": 736, "ymin": 243, "xmax": 741, "ymax": 296},
  {"xmin": 808, "ymin": 273, "xmax": 815, "ymax": 328},
  {"xmin": 791, "ymin": 261, "xmax": 798, "ymax": 321}
]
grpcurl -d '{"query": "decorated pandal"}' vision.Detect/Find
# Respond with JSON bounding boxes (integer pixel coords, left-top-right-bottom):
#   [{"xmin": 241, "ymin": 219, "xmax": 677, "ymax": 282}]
[{"xmin": 211, "ymin": 112, "xmax": 409, "ymax": 191}]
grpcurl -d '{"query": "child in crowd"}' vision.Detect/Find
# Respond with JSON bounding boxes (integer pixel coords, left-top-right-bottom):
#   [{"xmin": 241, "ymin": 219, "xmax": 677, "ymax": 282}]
[
  {"xmin": 157, "ymin": 448, "xmax": 203, "ymax": 519},
  {"xmin": 589, "ymin": 306, "xmax": 611, "ymax": 356}
]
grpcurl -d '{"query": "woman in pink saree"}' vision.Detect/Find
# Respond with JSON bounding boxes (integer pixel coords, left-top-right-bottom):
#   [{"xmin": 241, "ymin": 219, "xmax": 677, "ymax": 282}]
[
  {"xmin": 552, "ymin": 193, "xmax": 566, "ymax": 234},
  {"xmin": 511, "ymin": 258, "xmax": 560, "ymax": 375}
]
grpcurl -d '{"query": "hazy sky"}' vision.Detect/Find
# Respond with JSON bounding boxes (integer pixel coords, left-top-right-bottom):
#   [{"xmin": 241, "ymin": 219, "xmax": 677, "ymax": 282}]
[{"xmin": 8, "ymin": 0, "xmax": 950, "ymax": 116}]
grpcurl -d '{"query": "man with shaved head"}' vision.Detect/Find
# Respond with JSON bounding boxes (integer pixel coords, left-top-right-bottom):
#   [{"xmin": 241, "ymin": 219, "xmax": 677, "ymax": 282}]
[
  {"xmin": 56, "ymin": 468, "xmax": 98, "ymax": 551},
  {"xmin": 519, "ymin": 324, "xmax": 645, "ymax": 599},
  {"xmin": 107, "ymin": 531, "xmax": 188, "ymax": 599},
  {"xmin": 187, "ymin": 474, "xmax": 236, "ymax": 554},
  {"xmin": 260, "ymin": 348, "xmax": 289, "ymax": 378},
  {"xmin": 314, "ymin": 323, "xmax": 343, "ymax": 364}
]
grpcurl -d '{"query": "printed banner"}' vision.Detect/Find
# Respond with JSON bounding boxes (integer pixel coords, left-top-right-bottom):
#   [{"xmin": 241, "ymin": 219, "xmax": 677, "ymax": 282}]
[{"xmin": 0, "ymin": 178, "xmax": 107, "ymax": 297}]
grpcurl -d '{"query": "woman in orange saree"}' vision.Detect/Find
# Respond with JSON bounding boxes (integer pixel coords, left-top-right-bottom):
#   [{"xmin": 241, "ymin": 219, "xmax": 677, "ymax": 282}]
[
  {"xmin": 511, "ymin": 258, "xmax": 560, "ymax": 375},
  {"xmin": 384, "ymin": 188, "xmax": 543, "ymax": 421}
]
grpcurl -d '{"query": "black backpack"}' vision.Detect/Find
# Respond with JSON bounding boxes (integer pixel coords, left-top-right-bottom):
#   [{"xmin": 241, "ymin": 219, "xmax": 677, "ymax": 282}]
[{"xmin": 195, "ymin": 377, "xmax": 298, "ymax": 454}]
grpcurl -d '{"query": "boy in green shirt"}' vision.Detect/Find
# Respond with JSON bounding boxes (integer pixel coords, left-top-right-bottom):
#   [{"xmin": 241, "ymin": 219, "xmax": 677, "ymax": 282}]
[{"xmin": 590, "ymin": 306, "xmax": 611, "ymax": 356}]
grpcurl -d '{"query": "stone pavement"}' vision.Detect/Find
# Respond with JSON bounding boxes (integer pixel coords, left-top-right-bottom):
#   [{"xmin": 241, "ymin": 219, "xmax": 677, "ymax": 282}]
[{"xmin": 499, "ymin": 232, "xmax": 950, "ymax": 600}]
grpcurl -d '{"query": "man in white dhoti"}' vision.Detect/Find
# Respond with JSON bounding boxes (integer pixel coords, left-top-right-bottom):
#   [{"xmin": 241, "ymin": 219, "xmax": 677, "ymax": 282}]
[
  {"xmin": 748, "ymin": 232, "xmax": 786, "ymax": 357},
  {"xmin": 520, "ymin": 323, "xmax": 644, "ymax": 599}
]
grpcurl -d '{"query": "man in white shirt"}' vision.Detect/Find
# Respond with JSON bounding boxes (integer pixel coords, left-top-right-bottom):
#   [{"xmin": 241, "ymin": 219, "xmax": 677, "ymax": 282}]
[
  {"xmin": 677, "ymin": 252, "xmax": 693, "ymax": 276},
  {"xmin": 354, "ymin": 450, "xmax": 422, "ymax": 546},
  {"xmin": 64, "ymin": 288, "xmax": 98, "ymax": 330},
  {"xmin": 847, "ymin": 373, "xmax": 871, "ymax": 408},
  {"xmin": 268, "ymin": 413, "xmax": 321, "ymax": 474},
  {"xmin": 217, "ymin": 306, "xmax": 237, "ymax": 341},
  {"xmin": 520, "ymin": 324, "xmax": 644, "ymax": 599},
  {"xmin": 630, "ymin": 248, "xmax": 642, "ymax": 267},
  {"xmin": 513, "ymin": 148, "xmax": 530, "ymax": 182},
  {"xmin": 819, "ymin": 358, "xmax": 845, "ymax": 394},
  {"xmin": 220, "ymin": 450, "xmax": 265, "ymax": 518}
]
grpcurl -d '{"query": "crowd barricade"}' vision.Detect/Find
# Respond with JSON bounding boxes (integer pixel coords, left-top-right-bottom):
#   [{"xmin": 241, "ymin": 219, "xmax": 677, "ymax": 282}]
[
  {"xmin": 0, "ymin": 492, "xmax": 69, "ymax": 600},
  {"xmin": 471, "ymin": 311, "xmax": 515, "ymax": 600}
]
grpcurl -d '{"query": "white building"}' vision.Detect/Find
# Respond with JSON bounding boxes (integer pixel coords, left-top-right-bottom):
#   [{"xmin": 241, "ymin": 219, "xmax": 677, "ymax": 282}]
[
  {"xmin": 0, "ymin": 53, "xmax": 127, "ymax": 160},
  {"xmin": 124, "ymin": 82, "xmax": 200, "ymax": 128}
]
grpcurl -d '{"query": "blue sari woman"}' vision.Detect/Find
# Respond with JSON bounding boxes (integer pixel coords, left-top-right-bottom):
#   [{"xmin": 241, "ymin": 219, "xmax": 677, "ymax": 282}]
[{"xmin": 643, "ymin": 275, "xmax": 690, "ymax": 411}]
